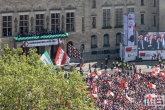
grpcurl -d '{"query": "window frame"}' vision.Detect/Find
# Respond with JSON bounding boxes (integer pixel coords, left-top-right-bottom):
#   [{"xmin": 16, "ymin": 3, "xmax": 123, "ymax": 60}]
[
  {"xmin": 82, "ymin": 17, "xmax": 84, "ymax": 31},
  {"xmin": 103, "ymin": 34, "xmax": 109, "ymax": 45},
  {"xmin": 19, "ymin": 14, "xmax": 29, "ymax": 33},
  {"xmin": 141, "ymin": 0, "xmax": 144, "ymax": 5},
  {"xmin": 102, "ymin": 8, "xmax": 110, "ymax": 27},
  {"xmin": 153, "ymin": 15, "xmax": 156, "ymax": 26},
  {"xmin": 2, "ymin": 15, "xmax": 12, "ymax": 37},
  {"xmin": 92, "ymin": 16, "xmax": 96, "ymax": 28},
  {"xmin": 92, "ymin": 0, "xmax": 96, "ymax": 8},
  {"xmin": 66, "ymin": 12, "xmax": 75, "ymax": 32},
  {"xmin": 35, "ymin": 14, "xmax": 45, "ymax": 31},
  {"xmin": 141, "ymin": 14, "xmax": 144, "ymax": 25},
  {"xmin": 50, "ymin": 12, "xmax": 60, "ymax": 32},
  {"xmin": 116, "ymin": 33, "xmax": 122, "ymax": 45},
  {"xmin": 91, "ymin": 35, "xmax": 97, "ymax": 46},
  {"xmin": 115, "ymin": 8, "xmax": 123, "ymax": 26},
  {"xmin": 127, "ymin": 8, "xmax": 134, "ymax": 13},
  {"xmin": 153, "ymin": 0, "xmax": 156, "ymax": 7}
]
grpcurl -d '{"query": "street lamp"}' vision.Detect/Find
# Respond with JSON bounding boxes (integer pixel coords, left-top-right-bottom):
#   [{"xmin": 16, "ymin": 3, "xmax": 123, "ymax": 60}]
[
  {"xmin": 120, "ymin": 32, "xmax": 125, "ymax": 72},
  {"xmin": 80, "ymin": 44, "xmax": 84, "ymax": 66}
]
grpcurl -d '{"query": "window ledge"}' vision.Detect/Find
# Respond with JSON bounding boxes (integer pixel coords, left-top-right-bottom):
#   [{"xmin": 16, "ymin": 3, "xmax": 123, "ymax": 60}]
[
  {"xmin": 114, "ymin": 25, "xmax": 123, "ymax": 28},
  {"xmin": 2, "ymin": 36, "xmax": 13, "ymax": 37},
  {"xmin": 91, "ymin": 45, "xmax": 98, "ymax": 48},
  {"xmin": 141, "ymin": 5, "xmax": 145, "ymax": 6},
  {"xmin": 103, "ymin": 44, "xmax": 110, "ymax": 47},
  {"xmin": 66, "ymin": 31, "xmax": 76, "ymax": 34},
  {"xmin": 102, "ymin": 26, "xmax": 112, "ymax": 29}
]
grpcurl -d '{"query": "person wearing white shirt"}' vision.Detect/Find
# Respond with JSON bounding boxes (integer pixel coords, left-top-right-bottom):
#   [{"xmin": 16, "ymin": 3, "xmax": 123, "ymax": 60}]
[
  {"xmin": 144, "ymin": 33, "xmax": 149, "ymax": 42},
  {"xmin": 160, "ymin": 34, "xmax": 165, "ymax": 49}
]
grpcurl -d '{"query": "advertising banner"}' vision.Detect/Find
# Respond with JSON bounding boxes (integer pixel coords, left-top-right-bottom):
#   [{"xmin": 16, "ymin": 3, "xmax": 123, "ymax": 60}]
[
  {"xmin": 137, "ymin": 32, "xmax": 165, "ymax": 50},
  {"xmin": 123, "ymin": 14, "xmax": 128, "ymax": 46},
  {"xmin": 139, "ymin": 50, "xmax": 165, "ymax": 60},
  {"xmin": 127, "ymin": 14, "xmax": 135, "ymax": 46},
  {"xmin": 124, "ymin": 45, "xmax": 137, "ymax": 61},
  {"xmin": 23, "ymin": 39, "xmax": 62, "ymax": 47}
]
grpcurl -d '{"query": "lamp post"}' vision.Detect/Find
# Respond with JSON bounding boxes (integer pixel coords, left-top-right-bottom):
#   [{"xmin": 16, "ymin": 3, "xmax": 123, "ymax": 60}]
[
  {"xmin": 120, "ymin": 32, "xmax": 125, "ymax": 72},
  {"xmin": 80, "ymin": 44, "xmax": 84, "ymax": 66}
]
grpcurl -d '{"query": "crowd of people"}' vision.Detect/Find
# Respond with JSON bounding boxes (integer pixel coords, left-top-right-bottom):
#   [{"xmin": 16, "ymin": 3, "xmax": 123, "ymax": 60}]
[
  {"xmin": 86, "ymin": 61, "xmax": 165, "ymax": 110},
  {"xmin": 17, "ymin": 28, "xmax": 65, "ymax": 37}
]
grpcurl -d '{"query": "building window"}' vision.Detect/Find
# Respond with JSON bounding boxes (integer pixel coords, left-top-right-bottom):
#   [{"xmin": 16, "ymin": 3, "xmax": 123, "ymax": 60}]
[
  {"xmin": 115, "ymin": 8, "xmax": 123, "ymax": 26},
  {"xmin": 141, "ymin": 0, "xmax": 144, "ymax": 5},
  {"xmin": 153, "ymin": 0, "xmax": 156, "ymax": 7},
  {"xmin": 19, "ymin": 15, "xmax": 29, "ymax": 33},
  {"xmin": 104, "ymin": 34, "xmax": 109, "ymax": 45},
  {"xmin": 153, "ymin": 15, "xmax": 156, "ymax": 26},
  {"xmin": 91, "ymin": 35, "xmax": 97, "ymax": 48},
  {"xmin": 141, "ymin": 14, "xmax": 144, "ymax": 24},
  {"xmin": 103, "ymin": 9, "xmax": 110, "ymax": 27},
  {"xmin": 51, "ymin": 13, "xmax": 60, "ymax": 33},
  {"xmin": 2, "ymin": 16, "xmax": 12, "ymax": 36},
  {"xmin": 92, "ymin": 0, "xmax": 96, "ymax": 8},
  {"xmin": 92, "ymin": 17, "xmax": 96, "ymax": 28},
  {"xmin": 127, "ymin": 8, "xmax": 134, "ymax": 13},
  {"xmin": 116, "ymin": 33, "xmax": 121, "ymax": 45},
  {"xmin": 36, "ymin": 14, "xmax": 44, "ymax": 31},
  {"xmin": 66, "ymin": 12, "xmax": 74, "ymax": 32},
  {"xmin": 82, "ymin": 17, "xmax": 84, "ymax": 31}
]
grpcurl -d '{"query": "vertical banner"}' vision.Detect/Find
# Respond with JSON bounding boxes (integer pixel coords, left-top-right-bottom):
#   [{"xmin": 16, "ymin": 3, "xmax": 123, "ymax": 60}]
[
  {"xmin": 124, "ymin": 14, "xmax": 128, "ymax": 46},
  {"xmin": 127, "ymin": 14, "xmax": 135, "ymax": 46}
]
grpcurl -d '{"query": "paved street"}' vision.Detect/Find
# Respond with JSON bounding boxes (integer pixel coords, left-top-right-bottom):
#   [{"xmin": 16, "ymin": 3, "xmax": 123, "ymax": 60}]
[{"xmin": 75, "ymin": 59, "xmax": 162, "ymax": 75}]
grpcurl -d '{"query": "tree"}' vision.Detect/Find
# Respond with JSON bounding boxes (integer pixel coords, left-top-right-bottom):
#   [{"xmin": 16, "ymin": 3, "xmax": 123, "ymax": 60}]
[{"xmin": 0, "ymin": 44, "xmax": 94, "ymax": 110}]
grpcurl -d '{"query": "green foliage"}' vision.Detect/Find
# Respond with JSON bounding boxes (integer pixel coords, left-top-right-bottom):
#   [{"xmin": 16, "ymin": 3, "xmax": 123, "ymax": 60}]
[{"xmin": 0, "ymin": 44, "xmax": 94, "ymax": 110}]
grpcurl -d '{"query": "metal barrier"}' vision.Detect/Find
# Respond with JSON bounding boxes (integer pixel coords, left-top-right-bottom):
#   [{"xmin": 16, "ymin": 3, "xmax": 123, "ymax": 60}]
[{"xmin": 70, "ymin": 53, "xmax": 119, "ymax": 62}]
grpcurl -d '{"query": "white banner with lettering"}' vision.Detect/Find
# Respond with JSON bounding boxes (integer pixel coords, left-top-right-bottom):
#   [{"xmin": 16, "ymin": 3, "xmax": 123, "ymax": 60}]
[
  {"xmin": 23, "ymin": 39, "xmax": 62, "ymax": 47},
  {"xmin": 127, "ymin": 14, "xmax": 135, "ymax": 46},
  {"xmin": 139, "ymin": 50, "xmax": 165, "ymax": 60},
  {"xmin": 124, "ymin": 45, "xmax": 137, "ymax": 61}
]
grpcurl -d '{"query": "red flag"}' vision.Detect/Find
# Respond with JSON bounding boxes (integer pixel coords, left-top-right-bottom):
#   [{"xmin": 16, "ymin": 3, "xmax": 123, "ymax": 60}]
[
  {"xmin": 54, "ymin": 46, "xmax": 70, "ymax": 65},
  {"xmin": 120, "ymin": 80, "xmax": 126, "ymax": 89}
]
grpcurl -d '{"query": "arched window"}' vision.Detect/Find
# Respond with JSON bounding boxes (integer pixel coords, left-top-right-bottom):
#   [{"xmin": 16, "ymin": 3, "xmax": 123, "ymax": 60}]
[
  {"xmin": 92, "ymin": 0, "xmax": 96, "ymax": 8},
  {"xmin": 91, "ymin": 35, "xmax": 97, "ymax": 48},
  {"xmin": 103, "ymin": 34, "xmax": 109, "ymax": 45},
  {"xmin": 116, "ymin": 33, "xmax": 121, "ymax": 45}
]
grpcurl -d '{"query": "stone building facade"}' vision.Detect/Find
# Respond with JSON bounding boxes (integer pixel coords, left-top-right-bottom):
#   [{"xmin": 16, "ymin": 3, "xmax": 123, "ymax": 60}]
[{"xmin": 0, "ymin": 0, "xmax": 162, "ymax": 54}]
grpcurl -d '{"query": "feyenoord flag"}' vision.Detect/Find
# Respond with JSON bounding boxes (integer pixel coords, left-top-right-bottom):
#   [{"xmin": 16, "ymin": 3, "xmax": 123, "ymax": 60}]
[
  {"xmin": 40, "ymin": 51, "xmax": 53, "ymax": 65},
  {"xmin": 54, "ymin": 46, "xmax": 70, "ymax": 65},
  {"xmin": 67, "ymin": 44, "xmax": 81, "ymax": 59}
]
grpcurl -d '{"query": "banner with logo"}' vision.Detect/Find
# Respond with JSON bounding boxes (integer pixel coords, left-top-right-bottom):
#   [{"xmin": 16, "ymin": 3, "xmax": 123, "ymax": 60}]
[
  {"xmin": 127, "ymin": 14, "xmax": 135, "ymax": 46},
  {"xmin": 23, "ymin": 39, "xmax": 62, "ymax": 47},
  {"xmin": 139, "ymin": 50, "xmax": 165, "ymax": 60},
  {"xmin": 124, "ymin": 14, "xmax": 128, "ymax": 46},
  {"xmin": 124, "ymin": 45, "xmax": 137, "ymax": 61}
]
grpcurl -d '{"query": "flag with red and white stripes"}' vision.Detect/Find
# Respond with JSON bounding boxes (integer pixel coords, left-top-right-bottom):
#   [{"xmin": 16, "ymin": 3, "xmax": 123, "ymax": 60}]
[
  {"xmin": 67, "ymin": 44, "xmax": 81, "ymax": 59},
  {"xmin": 54, "ymin": 46, "xmax": 70, "ymax": 65}
]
